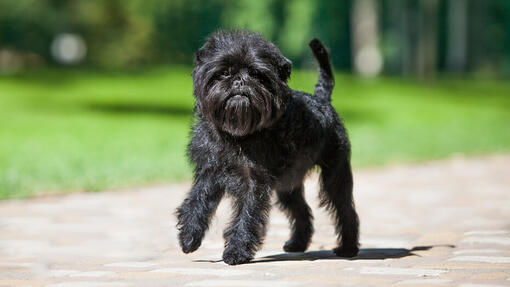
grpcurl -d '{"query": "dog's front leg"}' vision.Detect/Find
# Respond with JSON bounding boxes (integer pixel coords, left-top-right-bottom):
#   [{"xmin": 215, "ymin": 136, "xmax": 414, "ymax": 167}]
[
  {"xmin": 176, "ymin": 172, "xmax": 224, "ymax": 254},
  {"xmin": 222, "ymin": 182, "xmax": 271, "ymax": 265}
]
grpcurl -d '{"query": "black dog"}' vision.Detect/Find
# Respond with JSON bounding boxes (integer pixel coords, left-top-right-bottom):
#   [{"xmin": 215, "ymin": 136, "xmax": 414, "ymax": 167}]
[{"xmin": 176, "ymin": 30, "xmax": 359, "ymax": 265}]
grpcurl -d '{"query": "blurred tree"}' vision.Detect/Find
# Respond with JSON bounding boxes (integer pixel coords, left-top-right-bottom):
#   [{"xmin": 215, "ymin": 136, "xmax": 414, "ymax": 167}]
[
  {"xmin": 222, "ymin": 0, "xmax": 276, "ymax": 39},
  {"xmin": 446, "ymin": 0, "xmax": 468, "ymax": 73},
  {"xmin": 0, "ymin": 0, "xmax": 64, "ymax": 62},
  {"xmin": 401, "ymin": 0, "xmax": 419, "ymax": 76},
  {"xmin": 390, "ymin": 0, "xmax": 439, "ymax": 78},
  {"xmin": 278, "ymin": 0, "xmax": 316, "ymax": 65},
  {"xmin": 71, "ymin": 0, "xmax": 153, "ymax": 68},
  {"xmin": 381, "ymin": 0, "xmax": 404, "ymax": 75},
  {"xmin": 1, "ymin": 0, "xmax": 509, "ymax": 77},
  {"xmin": 312, "ymin": 0, "xmax": 352, "ymax": 71},
  {"xmin": 0, "ymin": 0, "xmax": 153, "ymax": 68},
  {"xmin": 351, "ymin": 0, "xmax": 382, "ymax": 77},
  {"xmin": 417, "ymin": 0, "xmax": 439, "ymax": 78},
  {"xmin": 468, "ymin": 0, "xmax": 510, "ymax": 77},
  {"xmin": 148, "ymin": 0, "xmax": 224, "ymax": 64}
]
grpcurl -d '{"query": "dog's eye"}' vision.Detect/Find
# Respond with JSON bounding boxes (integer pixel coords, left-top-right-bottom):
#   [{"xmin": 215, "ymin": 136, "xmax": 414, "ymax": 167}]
[
  {"xmin": 222, "ymin": 67, "xmax": 233, "ymax": 77},
  {"xmin": 250, "ymin": 70, "xmax": 263, "ymax": 78}
]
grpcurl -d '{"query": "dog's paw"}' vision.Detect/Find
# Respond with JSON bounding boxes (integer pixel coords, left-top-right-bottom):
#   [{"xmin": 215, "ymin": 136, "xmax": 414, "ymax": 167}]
[
  {"xmin": 222, "ymin": 246, "xmax": 253, "ymax": 265},
  {"xmin": 333, "ymin": 245, "xmax": 359, "ymax": 258},
  {"xmin": 283, "ymin": 238, "xmax": 308, "ymax": 253},
  {"xmin": 178, "ymin": 230, "xmax": 203, "ymax": 254}
]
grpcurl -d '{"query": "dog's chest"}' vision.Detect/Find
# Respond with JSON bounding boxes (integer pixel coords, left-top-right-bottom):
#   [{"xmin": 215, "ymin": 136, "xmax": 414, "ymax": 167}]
[{"xmin": 228, "ymin": 137, "xmax": 318, "ymax": 189}]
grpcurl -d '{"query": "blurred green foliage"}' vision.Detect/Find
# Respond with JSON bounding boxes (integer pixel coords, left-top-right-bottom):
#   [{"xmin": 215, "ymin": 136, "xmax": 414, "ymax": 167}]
[
  {"xmin": 2, "ymin": 0, "xmax": 508, "ymax": 76},
  {"xmin": 1, "ymin": 69, "xmax": 510, "ymax": 199}
]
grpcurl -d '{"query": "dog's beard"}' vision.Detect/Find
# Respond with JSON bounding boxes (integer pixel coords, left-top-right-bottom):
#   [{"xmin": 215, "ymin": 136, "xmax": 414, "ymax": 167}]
[
  {"xmin": 221, "ymin": 94, "xmax": 260, "ymax": 137},
  {"xmin": 198, "ymin": 75, "xmax": 287, "ymax": 137}
]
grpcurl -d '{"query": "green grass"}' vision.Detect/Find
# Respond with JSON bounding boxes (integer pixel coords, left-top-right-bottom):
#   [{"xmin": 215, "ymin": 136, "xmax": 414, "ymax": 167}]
[{"xmin": 1, "ymin": 67, "xmax": 510, "ymax": 199}]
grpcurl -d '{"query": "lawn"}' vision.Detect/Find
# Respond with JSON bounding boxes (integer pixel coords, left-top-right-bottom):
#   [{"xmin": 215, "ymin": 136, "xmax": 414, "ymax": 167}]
[{"xmin": 1, "ymin": 67, "xmax": 510, "ymax": 199}]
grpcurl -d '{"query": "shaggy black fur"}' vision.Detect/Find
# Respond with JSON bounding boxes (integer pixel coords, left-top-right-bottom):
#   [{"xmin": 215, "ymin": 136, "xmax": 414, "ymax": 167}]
[{"xmin": 176, "ymin": 30, "xmax": 359, "ymax": 265}]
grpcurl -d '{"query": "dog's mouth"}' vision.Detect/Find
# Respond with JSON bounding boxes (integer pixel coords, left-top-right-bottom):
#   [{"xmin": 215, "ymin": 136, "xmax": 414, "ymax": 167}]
[
  {"xmin": 224, "ymin": 94, "xmax": 251, "ymax": 113},
  {"xmin": 226, "ymin": 94, "xmax": 249, "ymax": 104},
  {"xmin": 218, "ymin": 93, "xmax": 260, "ymax": 137},
  {"xmin": 224, "ymin": 93, "xmax": 252, "ymax": 120},
  {"xmin": 207, "ymin": 85, "xmax": 286, "ymax": 137}
]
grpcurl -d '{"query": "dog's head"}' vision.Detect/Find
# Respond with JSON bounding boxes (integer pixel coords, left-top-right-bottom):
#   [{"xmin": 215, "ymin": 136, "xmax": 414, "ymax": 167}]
[{"xmin": 192, "ymin": 30, "xmax": 291, "ymax": 137}]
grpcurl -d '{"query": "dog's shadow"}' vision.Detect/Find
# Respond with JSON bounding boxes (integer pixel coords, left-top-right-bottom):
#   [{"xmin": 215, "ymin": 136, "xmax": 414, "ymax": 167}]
[{"xmin": 195, "ymin": 245, "xmax": 454, "ymax": 264}]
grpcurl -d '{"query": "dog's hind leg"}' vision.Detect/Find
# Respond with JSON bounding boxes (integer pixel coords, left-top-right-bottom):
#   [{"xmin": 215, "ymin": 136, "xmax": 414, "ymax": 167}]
[
  {"xmin": 319, "ymin": 148, "xmax": 360, "ymax": 257},
  {"xmin": 276, "ymin": 184, "xmax": 314, "ymax": 252}
]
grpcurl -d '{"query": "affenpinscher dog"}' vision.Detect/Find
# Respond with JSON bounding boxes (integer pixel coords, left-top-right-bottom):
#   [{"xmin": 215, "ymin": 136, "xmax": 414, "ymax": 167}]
[{"xmin": 176, "ymin": 30, "xmax": 359, "ymax": 265}]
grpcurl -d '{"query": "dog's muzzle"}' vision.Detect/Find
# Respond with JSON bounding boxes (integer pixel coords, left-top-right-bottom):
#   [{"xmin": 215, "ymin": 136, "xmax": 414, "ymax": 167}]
[{"xmin": 226, "ymin": 94, "xmax": 249, "ymax": 106}]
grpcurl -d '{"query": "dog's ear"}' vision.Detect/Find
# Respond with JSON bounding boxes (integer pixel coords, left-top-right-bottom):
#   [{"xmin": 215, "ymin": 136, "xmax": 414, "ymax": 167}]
[
  {"xmin": 194, "ymin": 49, "xmax": 206, "ymax": 65},
  {"xmin": 277, "ymin": 56, "xmax": 292, "ymax": 81}
]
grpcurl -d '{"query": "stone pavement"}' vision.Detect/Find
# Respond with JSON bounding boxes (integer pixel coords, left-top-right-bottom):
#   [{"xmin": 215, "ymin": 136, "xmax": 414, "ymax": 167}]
[{"xmin": 1, "ymin": 154, "xmax": 509, "ymax": 287}]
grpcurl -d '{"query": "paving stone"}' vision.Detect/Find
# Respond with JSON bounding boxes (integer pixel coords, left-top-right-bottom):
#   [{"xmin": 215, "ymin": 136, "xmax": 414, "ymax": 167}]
[
  {"xmin": 103, "ymin": 262, "xmax": 160, "ymax": 268},
  {"xmin": 185, "ymin": 280, "xmax": 302, "ymax": 287},
  {"xmin": 453, "ymin": 249, "xmax": 504, "ymax": 255},
  {"xmin": 48, "ymin": 270, "xmax": 81, "ymax": 277},
  {"xmin": 44, "ymin": 282, "xmax": 130, "ymax": 287},
  {"xmin": 149, "ymin": 268, "xmax": 253, "ymax": 277},
  {"xmin": 0, "ymin": 280, "xmax": 52, "ymax": 287},
  {"xmin": 396, "ymin": 279, "xmax": 452, "ymax": 285},
  {"xmin": 461, "ymin": 237, "xmax": 510, "ymax": 246},
  {"xmin": 359, "ymin": 267, "xmax": 447, "ymax": 276},
  {"xmin": 464, "ymin": 231, "xmax": 509, "ymax": 236},
  {"xmin": 69, "ymin": 271, "xmax": 116, "ymax": 278},
  {"xmin": 469, "ymin": 272, "xmax": 510, "ymax": 280},
  {"xmin": 1, "ymin": 154, "xmax": 509, "ymax": 287},
  {"xmin": 416, "ymin": 262, "xmax": 510, "ymax": 270},
  {"xmin": 113, "ymin": 272, "xmax": 178, "ymax": 279},
  {"xmin": 0, "ymin": 262, "xmax": 35, "ymax": 268},
  {"xmin": 448, "ymin": 256, "xmax": 510, "ymax": 264}
]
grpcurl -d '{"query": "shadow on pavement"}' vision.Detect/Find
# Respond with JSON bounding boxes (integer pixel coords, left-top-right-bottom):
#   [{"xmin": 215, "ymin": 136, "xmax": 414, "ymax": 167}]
[
  {"xmin": 253, "ymin": 245, "xmax": 455, "ymax": 263},
  {"xmin": 194, "ymin": 245, "xmax": 455, "ymax": 264}
]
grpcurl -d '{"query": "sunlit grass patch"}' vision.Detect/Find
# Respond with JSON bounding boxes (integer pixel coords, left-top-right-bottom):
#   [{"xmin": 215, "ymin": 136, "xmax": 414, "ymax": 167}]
[{"xmin": 1, "ymin": 68, "xmax": 509, "ymax": 198}]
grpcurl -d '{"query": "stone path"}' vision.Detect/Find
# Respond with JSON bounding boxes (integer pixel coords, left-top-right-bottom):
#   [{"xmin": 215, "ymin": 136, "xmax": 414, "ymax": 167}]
[{"xmin": 1, "ymin": 154, "xmax": 509, "ymax": 287}]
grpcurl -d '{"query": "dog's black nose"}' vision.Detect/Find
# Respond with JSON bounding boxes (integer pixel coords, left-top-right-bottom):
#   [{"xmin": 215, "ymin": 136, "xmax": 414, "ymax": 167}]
[
  {"xmin": 233, "ymin": 69, "xmax": 249, "ymax": 88},
  {"xmin": 233, "ymin": 78, "xmax": 244, "ymax": 89}
]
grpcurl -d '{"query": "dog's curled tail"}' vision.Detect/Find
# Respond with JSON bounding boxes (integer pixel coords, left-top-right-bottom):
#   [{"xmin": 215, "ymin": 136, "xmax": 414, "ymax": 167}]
[{"xmin": 309, "ymin": 39, "xmax": 334, "ymax": 101}]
